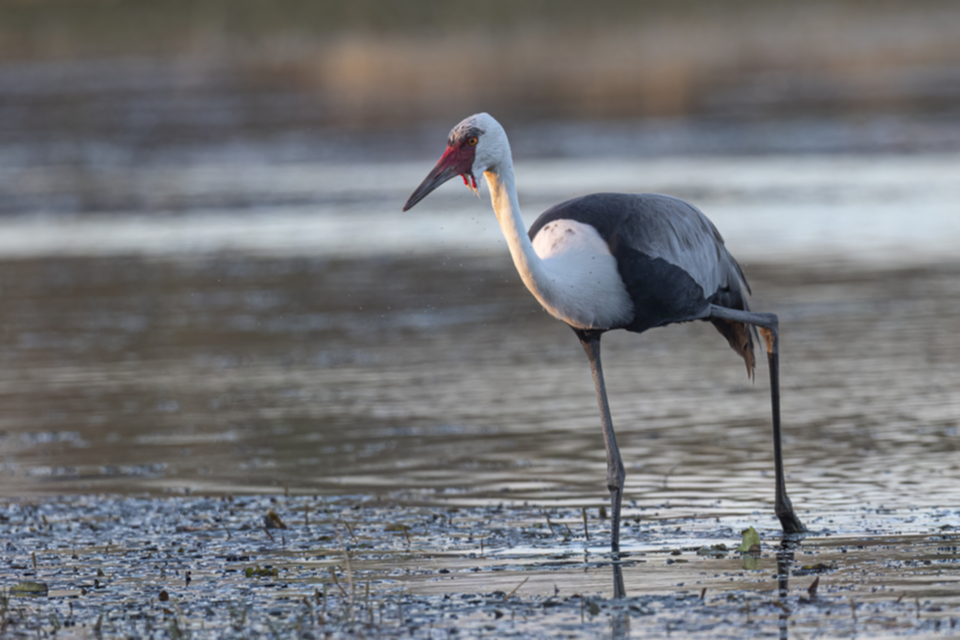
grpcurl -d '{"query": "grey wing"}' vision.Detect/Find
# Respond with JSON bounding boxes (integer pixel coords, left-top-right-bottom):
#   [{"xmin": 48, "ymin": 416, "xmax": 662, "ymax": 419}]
[
  {"xmin": 615, "ymin": 193, "xmax": 750, "ymax": 302},
  {"xmin": 531, "ymin": 192, "xmax": 751, "ymax": 304},
  {"xmin": 622, "ymin": 195, "xmax": 758, "ymax": 376}
]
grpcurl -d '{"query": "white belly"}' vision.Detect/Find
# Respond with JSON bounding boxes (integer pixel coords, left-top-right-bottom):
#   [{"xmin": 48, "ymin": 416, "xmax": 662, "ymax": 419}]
[{"xmin": 529, "ymin": 219, "xmax": 633, "ymax": 330}]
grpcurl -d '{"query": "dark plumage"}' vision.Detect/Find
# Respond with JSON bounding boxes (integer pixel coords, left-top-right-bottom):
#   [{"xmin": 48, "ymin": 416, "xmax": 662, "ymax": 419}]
[{"xmin": 530, "ymin": 192, "xmax": 757, "ymax": 375}]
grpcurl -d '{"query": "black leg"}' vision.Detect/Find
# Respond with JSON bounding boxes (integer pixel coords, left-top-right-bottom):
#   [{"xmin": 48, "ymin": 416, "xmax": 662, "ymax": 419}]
[
  {"xmin": 708, "ymin": 306, "xmax": 806, "ymax": 534},
  {"xmin": 576, "ymin": 329, "xmax": 627, "ymax": 598},
  {"xmin": 758, "ymin": 323, "xmax": 806, "ymax": 534}
]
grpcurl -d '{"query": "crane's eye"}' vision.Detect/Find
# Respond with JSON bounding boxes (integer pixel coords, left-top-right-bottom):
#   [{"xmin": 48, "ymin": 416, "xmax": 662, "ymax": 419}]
[{"xmin": 467, "ymin": 136, "xmax": 478, "ymax": 146}]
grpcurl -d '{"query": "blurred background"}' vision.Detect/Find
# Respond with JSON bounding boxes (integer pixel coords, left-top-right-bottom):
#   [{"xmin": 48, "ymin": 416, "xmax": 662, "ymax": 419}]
[
  {"xmin": 2, "ymin": 0, "xmax": 959, "ymax": 252},
  {"xmin": 0, "ymin": 0, "xmax": 958, "ymax": 514}
]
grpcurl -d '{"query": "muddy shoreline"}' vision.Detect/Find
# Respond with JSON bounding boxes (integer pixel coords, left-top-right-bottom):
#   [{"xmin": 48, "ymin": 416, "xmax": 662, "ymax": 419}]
[{"xmin": 2, "ymin": 494, "xmax": 958, "ymax": 638}]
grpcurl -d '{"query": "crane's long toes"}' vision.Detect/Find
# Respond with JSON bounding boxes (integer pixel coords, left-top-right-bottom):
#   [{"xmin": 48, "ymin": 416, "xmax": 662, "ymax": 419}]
[{"xmin": 778, "ymin": 511, "xmax": 808, "ymax": 536}]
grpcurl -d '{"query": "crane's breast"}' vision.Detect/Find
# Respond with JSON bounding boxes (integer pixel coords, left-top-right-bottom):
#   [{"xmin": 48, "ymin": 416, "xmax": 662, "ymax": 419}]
[{"xmin": 529, "ymin": 219, "xmax": 633, "ymax": 330}]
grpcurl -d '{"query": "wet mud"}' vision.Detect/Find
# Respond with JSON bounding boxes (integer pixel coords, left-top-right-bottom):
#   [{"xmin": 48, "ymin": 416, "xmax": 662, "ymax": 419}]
[{"xmin": 1, "ymin": 495, "xmax": 958, "ymax": 639}]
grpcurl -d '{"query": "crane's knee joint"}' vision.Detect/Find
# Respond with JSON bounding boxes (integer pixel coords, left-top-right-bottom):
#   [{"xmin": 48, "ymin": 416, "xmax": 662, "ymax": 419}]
[
  {"xmin": 758, "ymin": 319, "xmax": 778, "ymax": 355},
  {"xmin": 607, "ymin": 467, "xmax": 625, "ymax": 494}
]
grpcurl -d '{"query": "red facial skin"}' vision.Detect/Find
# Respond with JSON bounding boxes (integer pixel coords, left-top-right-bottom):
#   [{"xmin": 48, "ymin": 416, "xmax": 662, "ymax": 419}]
[{"xmin": 403, "ymin": 138, "xmax": 478, "ymax": 211}]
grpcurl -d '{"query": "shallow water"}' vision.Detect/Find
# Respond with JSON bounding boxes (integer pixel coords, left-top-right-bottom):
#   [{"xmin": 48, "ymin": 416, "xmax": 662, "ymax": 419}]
[
  {"xmin": 2, "ymin": 118, "xmax": 960, "ymax": 520},
  {"xmin": 1, "ymin": 250, "xmax": 959, "ymax": 522}
]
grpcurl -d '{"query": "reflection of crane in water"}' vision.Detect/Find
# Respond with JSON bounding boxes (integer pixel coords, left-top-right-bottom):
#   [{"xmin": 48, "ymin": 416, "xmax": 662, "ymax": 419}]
[{"xmin": 403, "ymin": 113, "xmax": 806, "ymax": 598}]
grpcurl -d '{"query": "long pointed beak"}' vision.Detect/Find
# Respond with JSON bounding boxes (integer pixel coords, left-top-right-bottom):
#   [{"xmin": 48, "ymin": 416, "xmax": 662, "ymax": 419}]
[{"xmin": 403, "ymin": 146, "xmax": 472, "ymax": 211}]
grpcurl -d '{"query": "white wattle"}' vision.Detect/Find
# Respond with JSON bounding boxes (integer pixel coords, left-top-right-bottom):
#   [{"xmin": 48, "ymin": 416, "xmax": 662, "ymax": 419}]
[{"xmin": 482, "ymin": 162, "xmax": 633, "ymax": 331}]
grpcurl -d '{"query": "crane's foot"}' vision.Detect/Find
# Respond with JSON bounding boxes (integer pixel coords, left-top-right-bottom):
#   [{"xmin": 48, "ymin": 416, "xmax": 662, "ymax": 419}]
[
  {"xmin": 611, "ymin": 559, "xmax": 626, "ymax": 599},
  {"xmin": 777, "ymin": 509, "xmax": 807, "ymax": 535}
]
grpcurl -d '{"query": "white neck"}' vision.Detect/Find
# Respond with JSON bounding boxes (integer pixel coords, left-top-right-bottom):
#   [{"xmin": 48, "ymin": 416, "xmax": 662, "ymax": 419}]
[
  {"xmin": 482, "ymin": 154, "xmax": 634, "ymax": 332},
  {"xmin": 482, "ymin": 160, "xmax": 553, "ymax": 309}
]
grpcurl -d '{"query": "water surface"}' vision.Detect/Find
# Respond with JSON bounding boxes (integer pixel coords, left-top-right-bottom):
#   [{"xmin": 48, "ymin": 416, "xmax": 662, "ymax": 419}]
[{"xmin": 2, "ymin": 250, "xmax": 958, "ymax": 530}]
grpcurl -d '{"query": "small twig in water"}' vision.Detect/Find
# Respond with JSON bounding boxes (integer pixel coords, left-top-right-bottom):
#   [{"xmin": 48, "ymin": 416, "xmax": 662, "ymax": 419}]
[
  {"xmin": 336, "ymin": 530, "xmax": 355, "ymax": 599},
  {"xmin": 329, "ymin": 567, "xmax": 348, "ymax": 598},
  {"xmin": 366, "ymin": 582, "xmax": 373, "ymax": 625},
  {"xmin": 582, "ymin": 507, "xmax": 589, "ymax": 541},
  {"xmin": 771, "ymin": 599, "xmax": 790, "ymax": 613},
  {"xmin": 342, "ymin": 520, "xmax": 358, "ymax": 544},
  {"xmin": 505, "ymin": 577, "xmax": 529, "ymax": 600}
]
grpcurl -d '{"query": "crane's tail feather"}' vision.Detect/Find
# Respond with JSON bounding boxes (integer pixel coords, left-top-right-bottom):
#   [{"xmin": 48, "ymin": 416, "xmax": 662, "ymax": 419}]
[
  {"xmin": 707, "ymin": 284, "xmax": 757, "ymax": 379},
  {"xmin": 709, "ymin": 318, "xmax": 757, "ymax": 379}
]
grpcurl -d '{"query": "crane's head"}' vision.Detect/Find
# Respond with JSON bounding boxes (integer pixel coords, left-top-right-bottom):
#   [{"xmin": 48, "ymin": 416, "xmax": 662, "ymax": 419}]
[{"xmin": 403, "ymin": 113, "xmax": 507, "ymax": 211}]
